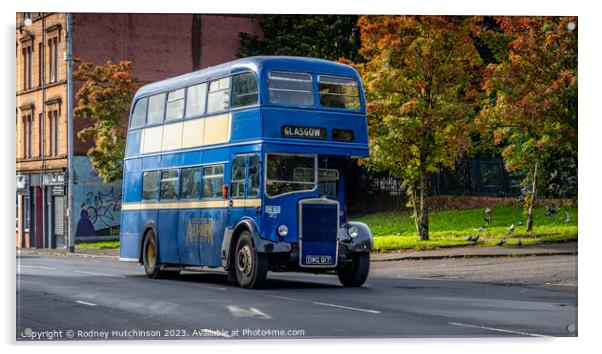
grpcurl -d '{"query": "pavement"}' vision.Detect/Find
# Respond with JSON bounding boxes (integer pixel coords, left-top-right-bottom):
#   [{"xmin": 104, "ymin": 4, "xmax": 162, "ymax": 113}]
[
  {"xmin": 371, "ymin": 242, "xmax": 578, "ymax": 261},
  {"xmin": 15, "ymin": 243, "xmax": 578, "ymax": 340}
]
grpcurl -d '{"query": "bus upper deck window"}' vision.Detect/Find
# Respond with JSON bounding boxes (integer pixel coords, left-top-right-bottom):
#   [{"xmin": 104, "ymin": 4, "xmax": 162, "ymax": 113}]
[
  {"xmin": 231, "ymin": 72, "xmax": 258, "ymax": 108},
  {"xmin": 268, "ymin": 71, "xmax": 313, "ymax": 106},
  {"xmin": 185, "ymin": 83, "xmax": 207, "ymax": 118},
  {"xmin": 165, "ymin": 89, "xmax": 185, "ymax": 121},
  {"xmin": 129, "ymin": 97, "xmax": 148, "ymax": 129},
  {"xmin": 318, "ymin": 75, "xmax": 360, "ymax": 110},
  {"xmin": 207, "ymin": 78, "xmax": 230, "ymax": 113},
  {"xmin": 147, "ymin": 93, "xmax": 166, "ymax": 125}
]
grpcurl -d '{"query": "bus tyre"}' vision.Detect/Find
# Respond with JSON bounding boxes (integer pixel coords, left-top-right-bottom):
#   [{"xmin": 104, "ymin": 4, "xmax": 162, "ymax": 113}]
[
  {"xmin": 234, "ymin": 231, "xmax": 268, "ymax": 289},
  {"xmin": 142, "ymin": 230, "xmax": 179, "ymax": 279},
  {"xmin": 337, "ymin": 252, "xmax": 370, "ymax": 287}
]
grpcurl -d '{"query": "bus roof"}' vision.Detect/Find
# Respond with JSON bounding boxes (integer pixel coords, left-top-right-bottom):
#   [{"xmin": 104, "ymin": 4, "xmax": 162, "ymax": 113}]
[{"xmin": 134, "ymin": 56, "xmax": 361, "ymax": 99}]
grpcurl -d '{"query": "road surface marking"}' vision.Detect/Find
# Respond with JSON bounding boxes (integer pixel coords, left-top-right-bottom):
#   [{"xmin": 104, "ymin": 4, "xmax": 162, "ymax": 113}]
[
  {"xmin": 73, "ymin": 270, "xmax": 126, "ymax": 278},
  {"xmin": 227, "ymin": 306, "xmax": 272, "ymax": 320},
  {"xmin": 17, "ymin": 265, "xmax": 56, "ymax": 270},
  {"xmin": 268, "ymin": 295, "xmax": 381, "ymax": 314},
  {"xmin": 448, "ymin": 322, "xmax": 550, "ymax": 337},
  {"xmin": 75, "ymin": 300, "xmax": 98, "ymax": 307}
]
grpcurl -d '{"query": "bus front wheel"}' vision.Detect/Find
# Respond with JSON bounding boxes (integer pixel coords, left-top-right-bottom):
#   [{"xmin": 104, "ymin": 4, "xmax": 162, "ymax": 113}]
[
  {"xmin": 337, "ymin": 252, "xmax": 370, "ymax": 287},
  {"xmin": 142, "ymin": 229, "xmax": 179, "ymax": 279},
  {"xmin": 233, "ymin": 231, "xmax": 268, "ymax": 289}
]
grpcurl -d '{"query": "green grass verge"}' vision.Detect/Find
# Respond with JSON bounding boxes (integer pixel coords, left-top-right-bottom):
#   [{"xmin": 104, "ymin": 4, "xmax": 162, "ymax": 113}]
[
  {"xmin": 354, "ymin": 205, "xmax": 578, "ymax": 252},
  {"xmin": 76, "ymin": 240, "xmax": 120, "ymax": 249}
]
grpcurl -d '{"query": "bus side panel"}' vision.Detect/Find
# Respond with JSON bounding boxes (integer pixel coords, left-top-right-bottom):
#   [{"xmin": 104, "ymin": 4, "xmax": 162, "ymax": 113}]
[
  {"xmin": 198, "ymin": 207, "xmax": 228, "ymax": 267},
  {"xmin": 178, "ymin": 208, "xmax": 202, "ymax": 266},
  {"xmin": 231, "ymin": 108, "xmax": 261, "ymax": 142},
  {"xmin": 120, "ymin": 210, "xmax": 141, "ymax": 260},
  {"xmin": 157, "ymin": 209, "xmax": 180, "ymax": 264}
]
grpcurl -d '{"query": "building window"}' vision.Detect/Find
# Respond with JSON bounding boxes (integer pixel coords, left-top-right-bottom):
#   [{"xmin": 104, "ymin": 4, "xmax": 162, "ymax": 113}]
[
  {"xmin": 48, "ymin": 36, "xmax": 59, "ymax": 83},
  {"xmin": 38, "ymin": 42, "xmax": 43, "ymax": 86},
  {"xmin": 23, "ymin": 115, "xmax": 32, "ymax": 159},
  {"xmin": 49, "ymin": 110, "xmax": 59, "ymax": 156},
  {"xmin": 22, "ymin": 46, "xmax": 32, "ymax": 90},
  {"xmin": 38, "ymin": 113, "xmax": 43, "ymax": 157}
]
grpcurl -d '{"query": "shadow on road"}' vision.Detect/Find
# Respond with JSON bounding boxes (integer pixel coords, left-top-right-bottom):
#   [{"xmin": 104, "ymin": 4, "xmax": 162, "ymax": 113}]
[{"xmin": 142, "ymin": 272, "xmax": 343, "ymax": 290}]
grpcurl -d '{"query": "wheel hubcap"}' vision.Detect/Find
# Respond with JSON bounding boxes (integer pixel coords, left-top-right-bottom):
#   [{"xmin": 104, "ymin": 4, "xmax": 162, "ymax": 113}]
[
  {"xmin": 237, "ymin": 245, "xmax": 253, "ymax": 276},
  {"xmin": 147, "ymin": 242, "xmax": 156, "ymax": 269}
]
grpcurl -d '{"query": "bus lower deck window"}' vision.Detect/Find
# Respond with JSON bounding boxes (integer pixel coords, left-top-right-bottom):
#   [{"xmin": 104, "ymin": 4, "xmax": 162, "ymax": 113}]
[{"xmin": 202, "ymin": 165, "xmax": 224, "ymax": 198}]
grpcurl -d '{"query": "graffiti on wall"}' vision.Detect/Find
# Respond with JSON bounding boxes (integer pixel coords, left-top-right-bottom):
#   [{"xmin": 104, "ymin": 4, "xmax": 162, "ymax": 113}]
[
  {"xmin": 73, "ymin": 156, "xmax": 122, "ymax": 238},
  {"xmin": 76, "ymin": 187, "xmax": 122, "ymax": 237}
]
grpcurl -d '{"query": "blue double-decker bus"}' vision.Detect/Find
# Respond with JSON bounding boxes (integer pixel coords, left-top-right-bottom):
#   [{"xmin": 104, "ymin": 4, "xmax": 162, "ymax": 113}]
[{"xmin": 119, "ymin": 56, "xmax": 373, "ymax": 288}]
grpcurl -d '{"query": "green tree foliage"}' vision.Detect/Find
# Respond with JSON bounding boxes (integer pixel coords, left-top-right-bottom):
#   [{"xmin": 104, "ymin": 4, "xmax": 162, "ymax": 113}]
[
  {"xmin": 478, "ymin": 17, "xmax": 578, "ymax": 231},
  {"xmin": 74, "ymin": 60, "xmax": 138, "ymax": 183},
  {"xmin": 354, "ymin": 16, "xmax": 483, "ymax": 240},
  {"xmin": 237, "ymin": 15, "xmax": 362, "ymax": 61}
]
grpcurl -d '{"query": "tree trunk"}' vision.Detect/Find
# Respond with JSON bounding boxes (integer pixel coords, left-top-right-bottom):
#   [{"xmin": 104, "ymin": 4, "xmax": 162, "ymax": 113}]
[
  {"xmin": 409, "ymin": 182, "xmax": 420, "ymax": 234},
  {"xmin": 525, "ymin": 158, "xmax": 539, "ymax": 232},
  {"xmin": 416, "ymin": 171, "xmax": 430, "ymax": 240}
]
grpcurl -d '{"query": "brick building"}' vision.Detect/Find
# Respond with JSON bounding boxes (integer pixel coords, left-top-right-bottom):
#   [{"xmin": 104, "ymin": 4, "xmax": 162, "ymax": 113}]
[{"xmin": 16, "ymin": 13, "xmax": 262, "ymax": 248}]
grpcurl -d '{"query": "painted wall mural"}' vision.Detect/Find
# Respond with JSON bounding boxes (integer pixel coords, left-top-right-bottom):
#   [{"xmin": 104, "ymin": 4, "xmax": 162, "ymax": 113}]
[{"xmin": 73, "ymin": 156, "xmax": 122, "ymax": 238}]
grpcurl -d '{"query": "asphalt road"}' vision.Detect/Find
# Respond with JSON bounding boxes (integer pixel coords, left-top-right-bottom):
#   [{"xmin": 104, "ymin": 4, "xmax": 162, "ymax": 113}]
[{"xmin": 16, "ymin": 254, "xmax": 577, "ymax": 340}]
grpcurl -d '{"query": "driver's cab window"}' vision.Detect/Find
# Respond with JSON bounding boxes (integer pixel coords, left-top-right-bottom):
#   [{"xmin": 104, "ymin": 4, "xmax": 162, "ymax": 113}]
[{"xmin": 318, "ymin": 169, "xmax": 339, "ymax": 197}]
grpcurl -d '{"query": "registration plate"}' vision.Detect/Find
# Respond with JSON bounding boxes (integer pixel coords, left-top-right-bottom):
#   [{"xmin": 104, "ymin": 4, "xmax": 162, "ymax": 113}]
[{"xmin": 305, "ymin": 255, "xmax": 333, "ymax": 265}]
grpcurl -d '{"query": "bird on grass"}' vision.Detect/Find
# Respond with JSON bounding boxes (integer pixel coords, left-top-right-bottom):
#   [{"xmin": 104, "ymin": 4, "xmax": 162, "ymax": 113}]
[
  {"xmin": 518, "ymin": 220, "xmax": 523, "ymax": 226},
  {"xmin": 565, "ymin": 210, "xmax": 571, "ymax": 223},
  {"xmin": 484, "ymin": 208, "xmax": 493, "ymax": 226},
  {"xmin": 507, "ymin": 224, "xmax": 515, "ymax": 235},
  {"xmin": 517, "ymin": 240, "xmax": 522, "ymax": 246},
  {"xmin": 473, "ymin": 226, "xmax": 486, "ymax": 232},
  {"xmin": 545, "ymin": 204, "xmax": 561, "ymax": 217},
  {"xmin": 496, "ymin": 238, "xmax": 506, "ymax": 246},
  {"xmin": 466, "ymin": 235, "xmax": 480, "ymax": 243}
]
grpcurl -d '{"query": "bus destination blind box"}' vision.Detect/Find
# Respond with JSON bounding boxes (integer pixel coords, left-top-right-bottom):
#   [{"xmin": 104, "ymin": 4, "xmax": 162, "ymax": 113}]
[{"xmin": 281, "ymin": 125, "xmax": 326, "ymax": 139}]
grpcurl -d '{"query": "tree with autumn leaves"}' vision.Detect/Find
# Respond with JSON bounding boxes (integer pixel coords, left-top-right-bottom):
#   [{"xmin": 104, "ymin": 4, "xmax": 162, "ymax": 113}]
[
  {"xmin": 74, "ymin": 60, "xmax": 139, "ymax": 183},
  {"xmin": 353, "ymin": 16, "xmax": 483, "ymax": 240},
  {"xmin": 478, "ymin": 17, "xmax": 578, "ymax": 231}
]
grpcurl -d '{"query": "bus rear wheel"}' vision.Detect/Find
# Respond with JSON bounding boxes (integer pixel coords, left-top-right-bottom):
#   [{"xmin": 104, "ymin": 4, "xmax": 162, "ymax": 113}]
[
  {"xmin": 337, "ymin": 252, "xmax": 370, "ymax": 287},
  {"xmin": 233, "ymin": 231, "xmax": 268, "ymax": 289},
  {"xmin": 142, "ymin": 229, "xmax": 179, "ymax": 279}
]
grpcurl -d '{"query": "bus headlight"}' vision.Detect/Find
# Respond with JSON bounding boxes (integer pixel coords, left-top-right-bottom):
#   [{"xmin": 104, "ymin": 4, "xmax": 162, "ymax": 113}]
[
  {"xmin": 277, "ymin": 224, "xmax": 289, "ymax": 237},
  {"xmin": 348, "ymin": 226, "xmax": 359, "ymax": 238}
]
